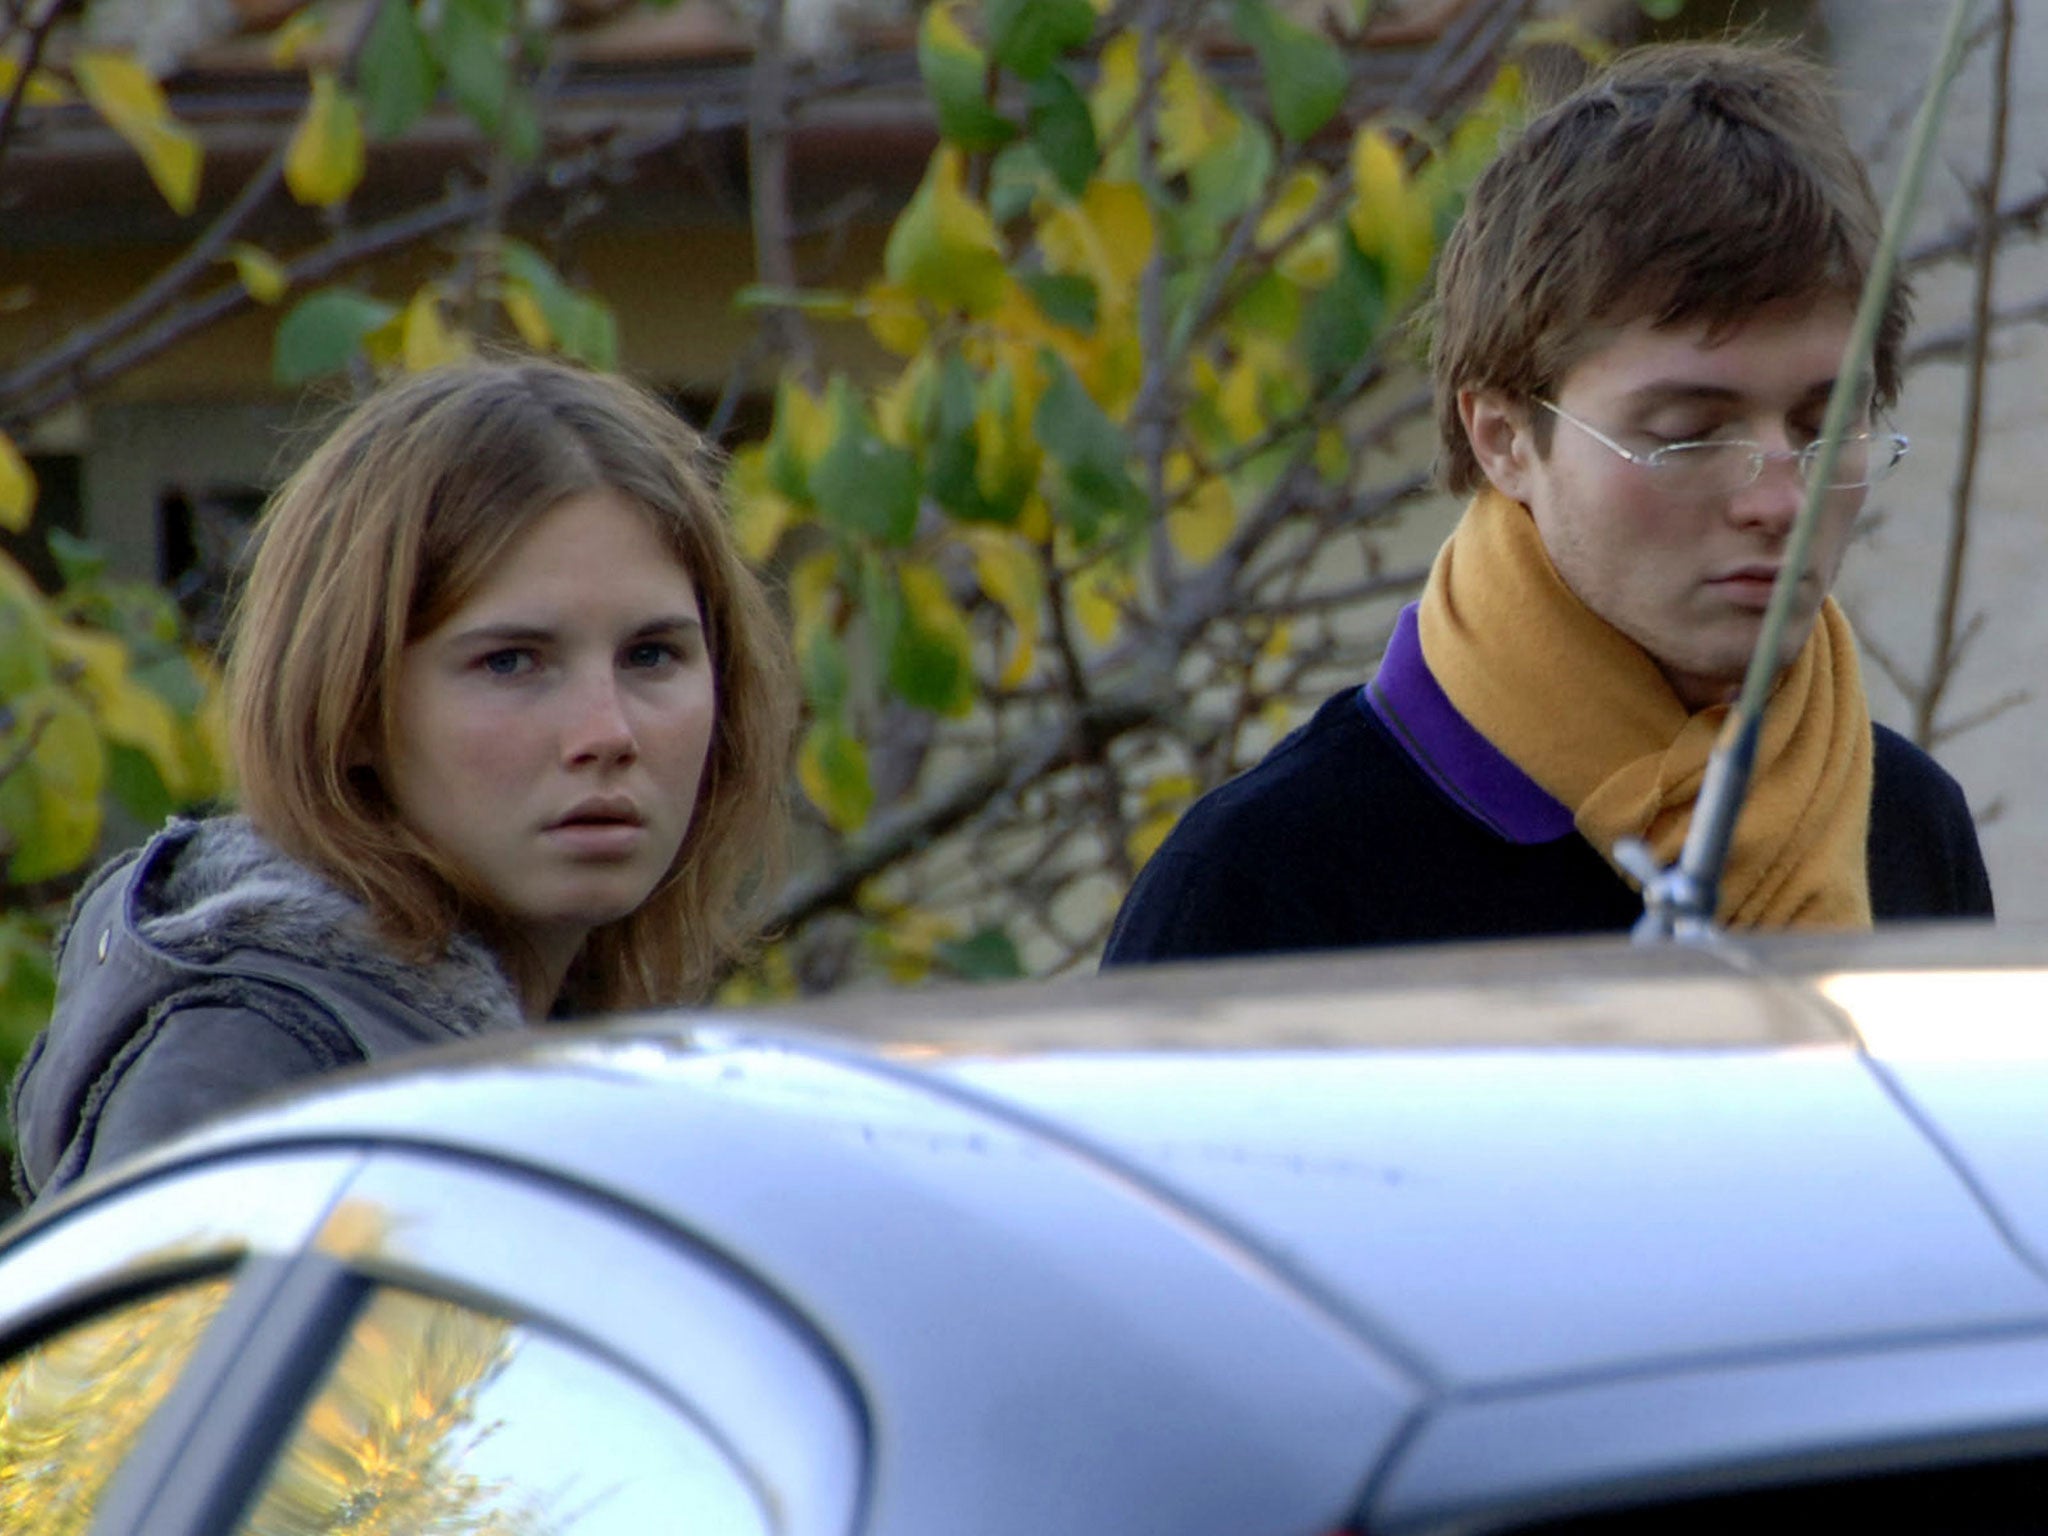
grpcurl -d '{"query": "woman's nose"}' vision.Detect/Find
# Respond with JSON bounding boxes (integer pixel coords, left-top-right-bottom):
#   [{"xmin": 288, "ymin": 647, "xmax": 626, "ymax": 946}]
[{"xmin": 564, "ymin": 672, "xmax": 637, "ymax": 765}]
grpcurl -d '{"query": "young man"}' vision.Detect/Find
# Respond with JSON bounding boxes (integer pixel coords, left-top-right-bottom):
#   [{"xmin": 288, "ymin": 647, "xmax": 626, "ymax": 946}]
[{"xmin": 1104, "ymin": 41, "xmax": 1992, "ymax": 966}]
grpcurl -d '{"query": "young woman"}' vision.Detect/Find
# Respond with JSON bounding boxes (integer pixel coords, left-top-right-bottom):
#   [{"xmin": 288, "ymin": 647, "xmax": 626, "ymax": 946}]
[{"xmin": 10, "ymin": 358, "xmax": 796, "ymax": 1202}]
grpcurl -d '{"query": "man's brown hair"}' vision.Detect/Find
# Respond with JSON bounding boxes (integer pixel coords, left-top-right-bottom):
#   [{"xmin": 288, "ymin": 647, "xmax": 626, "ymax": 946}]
[
  {"xmin": 1430, "ymin": 40, "xmax": 1908, "ymax": 493},
  {"xmin": 227, "ymin": 357, "xmax": 797, "ymax": 1013}
]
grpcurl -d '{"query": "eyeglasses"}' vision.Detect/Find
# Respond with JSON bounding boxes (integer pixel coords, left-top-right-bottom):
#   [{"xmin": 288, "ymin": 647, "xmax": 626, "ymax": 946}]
[{"xmin": 1537, "ymin": 400, "xmax": 1908, "ymax": 497}]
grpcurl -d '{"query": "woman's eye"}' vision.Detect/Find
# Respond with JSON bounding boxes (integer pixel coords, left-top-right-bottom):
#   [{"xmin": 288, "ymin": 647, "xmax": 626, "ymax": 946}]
[
  {"xmin": 624, "ymin": 641, "xmax": 682, "ymax": 670},
  {"xmin": 480, "ymin": 649, "xmax": 535, "ymax": 677}
]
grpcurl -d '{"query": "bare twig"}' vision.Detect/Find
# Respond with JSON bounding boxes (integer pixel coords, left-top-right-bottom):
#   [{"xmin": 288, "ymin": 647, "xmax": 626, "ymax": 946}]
[
  {"xmin": 745, "ymin": 0, "xmax": 819, "ymax": 384},
  {"xmin": 0, "ymin": 0, "xmax": 62, "ymax": 188},
  {"xmin": 1914, "ymin": 0, "xmax": 2014, "ymax": 749}
]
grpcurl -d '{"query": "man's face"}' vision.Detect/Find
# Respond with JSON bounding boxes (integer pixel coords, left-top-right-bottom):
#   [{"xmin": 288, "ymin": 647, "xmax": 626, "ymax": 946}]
[{"xmin": 1463, "ymin": 295, "xmax": 1867, "ymax": 710}]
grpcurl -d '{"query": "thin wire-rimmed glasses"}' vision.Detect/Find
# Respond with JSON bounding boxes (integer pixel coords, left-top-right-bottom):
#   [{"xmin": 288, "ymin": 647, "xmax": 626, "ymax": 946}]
[{"xmin": 1537, "ymin": 400, "xmax": 1908, "ymax": 498}]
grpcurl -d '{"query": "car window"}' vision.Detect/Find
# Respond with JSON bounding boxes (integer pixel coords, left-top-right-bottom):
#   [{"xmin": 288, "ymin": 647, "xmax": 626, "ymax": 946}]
[
  {"xmin": 0, "ymin": 1275, "xmax": 237, "ymax": 1532},
  {"xmin": 232, "ymin": 1283, "xmax": 771, "ymax": 1536}
]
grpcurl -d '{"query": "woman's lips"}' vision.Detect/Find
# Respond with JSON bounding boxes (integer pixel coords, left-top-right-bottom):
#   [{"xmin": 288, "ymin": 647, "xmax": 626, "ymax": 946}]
[{"xmin": 543, "ymin": 820, "xmax": 649, "ymax": 857}]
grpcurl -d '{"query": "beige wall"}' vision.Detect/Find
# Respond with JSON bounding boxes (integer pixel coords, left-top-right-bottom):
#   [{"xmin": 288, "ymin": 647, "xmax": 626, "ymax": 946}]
[{"xmin": 1820, "ymin": 1, "xmax": 2048, "ymax": 922}]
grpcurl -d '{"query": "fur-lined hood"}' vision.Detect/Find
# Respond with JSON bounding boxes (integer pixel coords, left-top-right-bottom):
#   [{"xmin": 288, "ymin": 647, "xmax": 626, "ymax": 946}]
[
  {"xmin": 10, "ymin": 816, "xmax": 522, "ymax": 1202},
  {"xmin": 130, "ymin": 816, "xmax": 521, "ymax": 1039}
]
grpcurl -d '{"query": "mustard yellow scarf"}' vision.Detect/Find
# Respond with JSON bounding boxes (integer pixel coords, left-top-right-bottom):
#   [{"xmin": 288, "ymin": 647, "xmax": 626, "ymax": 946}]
[{"xmin": 1417, "ymin": 489, "xmax": 1873, "ymax": 928}]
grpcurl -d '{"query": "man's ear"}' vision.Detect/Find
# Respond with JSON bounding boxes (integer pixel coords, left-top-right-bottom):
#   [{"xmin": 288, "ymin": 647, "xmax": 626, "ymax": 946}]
[{"xmin": 1458, "ymin": 389, "xmax": 1535, "ymax": 502}]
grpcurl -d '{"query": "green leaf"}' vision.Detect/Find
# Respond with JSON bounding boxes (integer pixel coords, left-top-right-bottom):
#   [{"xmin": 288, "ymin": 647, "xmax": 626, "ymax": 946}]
[
  {"xmin": 884, "ymin": 148, "xmax": 1008, "ymax": 315},
  {"xmin": 988, "ymin": 140, "xmax": 1048, "ymax": 224},
  {"xmin": 1231, "ymin": 0, "xmax": 1348, "ymax": 143},
  {"xmin": 1188, "ymin": 112, "xmax": 1275, "ymax": 229},
  {"xmin": 811, "ymin": 381, "xmax": 920, "ymax": 546},
  {"xmin": 272, "ymin": 287, "xmax": 398, "ymax": 384},
  {"xmin": 1032, "ymin": 350, "xmax": 1142, "ymax": 545},
  {"xmin": 0, "ymin": 913, "xmax": 57, "ymax": 1062},
  {"xmin": 1227, "ymin": 267, "xmax": 1302, "ymax": 342},
  {"xmin": 497, "ymin": 241, "xmax": 616, "ymax": 365},
  {"xmin": 800, "ymin": 626, "xmax": 851, "ymax": 715},
  {"xmin": 502, "ymin": 92, "xmax": 541, "ymax": 164},
  {"xmin": 1022, "ymin": 272, "xmax": 1098, "ymax": 332},
  {"xmin": 1027, "ymin": 66, "xmax": 1097, "ymax": 196},
  {"xmin": 0, "ymin": 689, "xmax": 104, "ymax": 884},
  {"xmin": 918, "ymin": 3, "xmax": 1017, "ymax": 152},
  {"xmin": 107, "ymin": 741, "xmax": 176, "ymax": 826},
  {"xmin": 45, "ymin": 528, "xmax": 106, "ymax": 588},
  {"xmin": 985, "ymin": 0, "xmax": 1095, "ymax": 81},
  {"xmin": 0, "ymin": 591, "xmax": 52, "ymax": 701},
  {"xmin": 431, "ymin": 0, "xmax": 511, "ymax": 136},
  {"xmin": 361, "ymin": 0, "xmax": 438, "ymax": 140},
  {"xmin": 798, "ymin": 719, "xmax": 873, "ymax": 832},
  {"xmin": 1639, "ymin": 0, "xmax": 1686, "ymax": 16},
  {"xmin": 926, "ymin": 353, "xmax": 1022, "ymax": 525},
  {"xmin": 131, "ymin": 650, "xmax": 207, "ymax": 713},
  {"xmin": 887, "ymin": 562, "xmax": 976, "ymax": 716},
  {"xmin": 1304, "ymin": 230, "xmax": 1387, "ymax": 384},
  {"xmin": 935, "ymin": 926, "xmax": 1026, "ymax": 980}
]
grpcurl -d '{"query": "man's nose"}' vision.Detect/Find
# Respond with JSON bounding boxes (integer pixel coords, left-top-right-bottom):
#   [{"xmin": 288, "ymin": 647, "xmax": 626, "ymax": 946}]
[
  {"xmin": 1730, "ymin": 444, "xmax": 1807, "ymax": 534},
  {"xmin": 564, "ymin": 671, "xmax": 637, "ymax": 765}
]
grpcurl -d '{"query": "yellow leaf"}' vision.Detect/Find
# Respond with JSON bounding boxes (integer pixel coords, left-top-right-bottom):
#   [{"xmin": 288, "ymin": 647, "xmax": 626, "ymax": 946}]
[
  {"xmin": 875, "ymin": 905, "xmax": 960, "ymax": 985},
  {"xmin": 74, "ymin": 52, "xmax": 201, "ymax": 216},
  {"xmin": 1125, "ymin": 772, "xmax": 1197, "ymax": 868},
  {"xmin": 1038, "ymin": 181, "xmax": 1153, "ymax": 303},
  {"xmin": 1315, "ymin": 426, "xmax": 1349, "ymax": 483},
  {"xmin": 48, "ymin": 624, "xmax": 192, "ymax": 797},
  {"xmin": 268, "ymin": 11, "xmax": 327, "ymax": 68},
  {"xmin": 972, "ymin": 356, "xmax": 1044, "ymax": 508},
  {"xmin": 1156, "ymin": 53, "xmax": 1237, "ymax": 177},
  {"xmin": 1257, "ymin": 168, "xmax": 1338, "ymax": 288},
  {"xmin": 899, "ymin": 560, "xmax": 975, "ymax": 653},
  {"xmin": 798, "ymin": 721, "xmax": 873, "ymax": 832},
  {"xmin": 286, "ymin": 69, "xmax": 365, "ymax": 209},
  {"xmin": 0, "ymin": 53, "xmax": 70, "ymax": 106},
  {"xmin": 1258, "ymin": 619, "xmax": 1294, "ymax": 669},
  {"xmin": 1348, "ymin": 127, "xmax": 1434, "ymax": 303},
  {"xmin": 875, "ymin": 350, "xmax": 936, "ymax": 448},
  {"xmin": 1089, "ymin": 33, "xmax": 1139, "ymax": 177},
  {"xmin": 789, "ymin": 550, "xmax": 841, "ymax": 654},
  {"xmin": 3, "ymin": 688, "xmax": 105, "ymax": 883},
  {"xmin": 1165, "ymin": 460, "xmax": 1235, "ymax": 565},
  {"xmin": 500, "ymin": 282, "xmax": 552, "ymax": 348},
  {"xmin": 225, "ymin": 242, "xmax": 289, "ymax": 304},
  {"xmin": 861, "ymin": 280, "xmax": 929, "ymax": 357},
  {"xmin": 781, "ymin": 377, "xmax": 836, "ymax": 463},
  {"xmin": 884, "ymin": 147, "xmax": 1007, "ymax": 316},
  {"xmin": 0, "ymin": 430, "xmax": 36, "ymax": 533},
  {"xmin": 966, "ymin": 530, "xmax": 1044, "ymax": 689},
  {"xmin": 726, "ymin": 445, "xmax": 796, "ymax": 564},
  {"xmin": 400, "ymin": 288, "xmax": 470, "ymax": 371},
  {"xmin": 361, "ymin": 309, "xmax": 407, "ymax": 370},
  {"xmin": 1070, "ymin": 560, "xmax": 1131, "ymax": 646}
]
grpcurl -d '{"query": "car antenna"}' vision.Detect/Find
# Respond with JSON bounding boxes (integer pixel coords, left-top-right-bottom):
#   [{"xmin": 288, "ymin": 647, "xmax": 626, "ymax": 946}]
[{"xmin": 1619, "ymin": 0, "xmax": 1981, "ymax": 945}]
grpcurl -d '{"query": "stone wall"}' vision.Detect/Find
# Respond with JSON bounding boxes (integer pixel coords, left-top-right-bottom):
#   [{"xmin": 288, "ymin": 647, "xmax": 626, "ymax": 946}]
[{"xmin": 1820, "ymin": 1, "xmax": 2048, "ymax": 921}]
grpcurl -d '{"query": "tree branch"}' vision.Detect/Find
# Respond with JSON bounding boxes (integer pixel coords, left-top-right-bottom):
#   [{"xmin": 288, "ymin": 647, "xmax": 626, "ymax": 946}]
[{"xmin": 1914, "ymin": 0, "xmax": 2013, "ymax": 749}]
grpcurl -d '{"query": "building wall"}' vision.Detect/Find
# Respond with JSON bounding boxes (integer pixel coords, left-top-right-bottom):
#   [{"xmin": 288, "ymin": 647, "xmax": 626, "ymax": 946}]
[{"xmin": 1819, "ymin": 1, "xmax": 2048, "ymax": 922}]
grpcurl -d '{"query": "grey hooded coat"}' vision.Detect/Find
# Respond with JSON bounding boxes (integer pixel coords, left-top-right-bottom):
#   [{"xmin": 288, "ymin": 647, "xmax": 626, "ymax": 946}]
[{"xmin": 9, "ymin": 817, "xmax": 524, "ymax": 1203}]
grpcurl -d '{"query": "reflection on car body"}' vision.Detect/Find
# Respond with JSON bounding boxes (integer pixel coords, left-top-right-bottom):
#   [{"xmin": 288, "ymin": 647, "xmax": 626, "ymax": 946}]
[{"xmin": 3, "ymin": 925, "xmax": 2048, "ymax": 1534}]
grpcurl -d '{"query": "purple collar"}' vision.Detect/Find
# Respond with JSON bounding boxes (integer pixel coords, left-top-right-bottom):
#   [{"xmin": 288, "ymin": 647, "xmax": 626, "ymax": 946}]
[{"xmin": 1362, "ymin": 603, "xmax": 1575, "ymax": 844}]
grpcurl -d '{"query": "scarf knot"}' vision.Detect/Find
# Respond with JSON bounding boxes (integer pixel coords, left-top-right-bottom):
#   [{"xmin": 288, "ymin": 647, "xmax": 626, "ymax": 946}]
[{"xmin": 1416, "ymin": 489, "xmax": 1872, "ymax": 928}]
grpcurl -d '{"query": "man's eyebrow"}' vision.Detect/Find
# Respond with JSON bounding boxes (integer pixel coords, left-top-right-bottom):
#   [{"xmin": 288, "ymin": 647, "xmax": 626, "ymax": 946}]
[{"xmin": 1617, "ymin": 377, "xmax": 1855, "ymax": 410}]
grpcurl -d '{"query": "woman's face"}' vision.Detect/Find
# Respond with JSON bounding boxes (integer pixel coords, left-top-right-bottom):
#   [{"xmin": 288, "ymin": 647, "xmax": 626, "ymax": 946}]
[{"xmin": 382, "ymin": 487, "xmax": 717, "ymax": 982}]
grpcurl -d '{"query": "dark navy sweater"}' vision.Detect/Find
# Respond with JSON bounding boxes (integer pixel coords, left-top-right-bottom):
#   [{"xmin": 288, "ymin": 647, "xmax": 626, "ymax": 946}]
[{"xmin": 1104, "ymin": 610, "xmax": 1993, "ymax": 966}]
